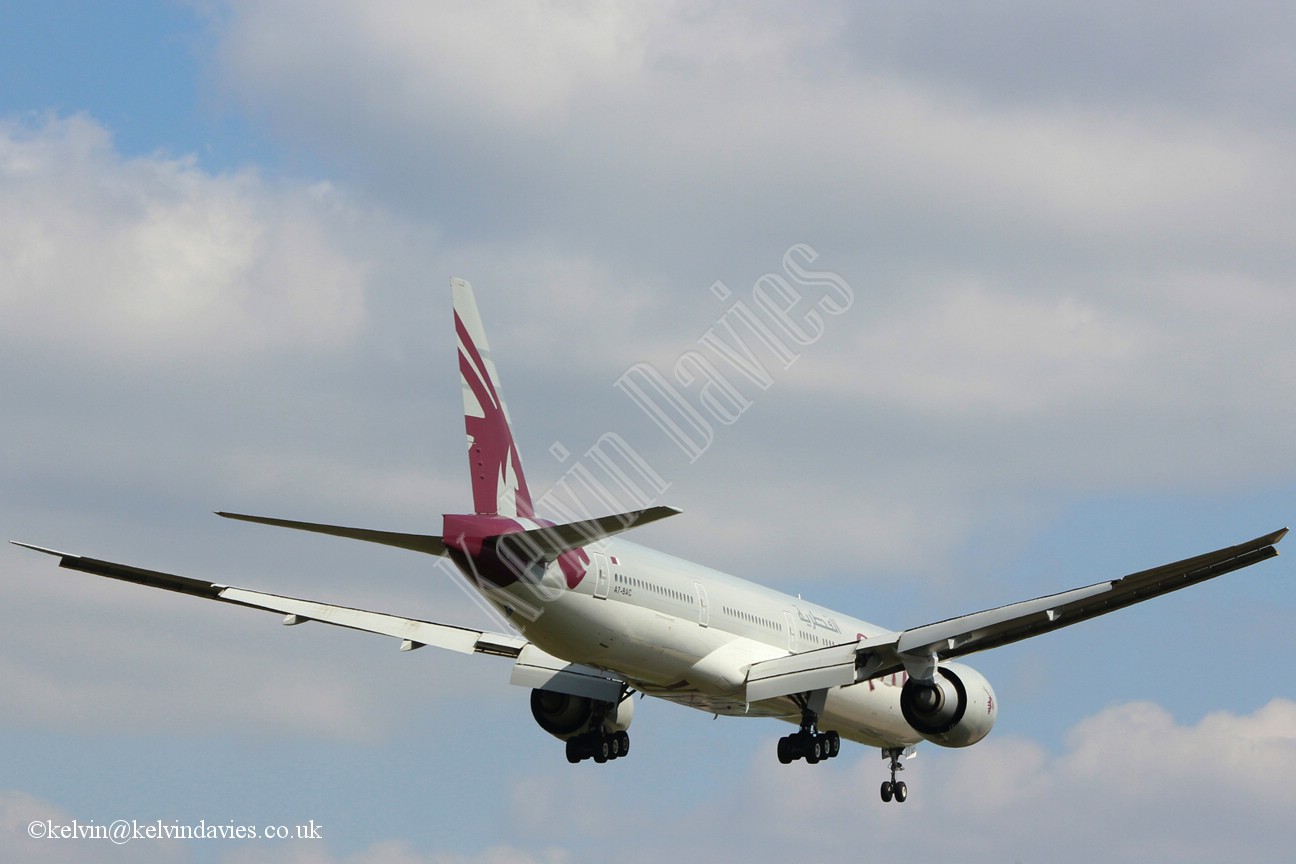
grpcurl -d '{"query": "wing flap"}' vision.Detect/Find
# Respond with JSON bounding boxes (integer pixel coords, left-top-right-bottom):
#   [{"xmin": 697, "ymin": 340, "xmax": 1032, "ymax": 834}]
[
  {"xmin": 217, "ymin": 586, "xmax": 526, "ymax": 656},
  {"xmin": 894, "ymin": 583, "xmax": 1113, "ymax": 657},
  {"xmin": 743, "ymin": 640, "xmax": 860, "ymax": 703},
  {"xmin": 509, "ymin": 644, "xmax": 626, "ymax": 702}
]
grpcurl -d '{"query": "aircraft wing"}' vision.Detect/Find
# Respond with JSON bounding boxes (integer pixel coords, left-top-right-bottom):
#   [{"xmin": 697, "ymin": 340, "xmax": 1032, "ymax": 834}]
[
  {"xmin": 11, "ymin": 542, "xmax": 623, "ymax": 702},
  {"xmin": 745, "ymin": 527, "xmax": 1286, "ymax": 702}
]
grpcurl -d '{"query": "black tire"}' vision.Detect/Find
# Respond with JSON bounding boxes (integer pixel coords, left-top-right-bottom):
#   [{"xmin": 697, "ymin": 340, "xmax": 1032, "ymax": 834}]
[
  {"xmin": 565, "ymin": 739, "xmax": 584, "ymax": 763},
  {"xmin": 880, "ymin": 781, "xmax": 893, "ymax": 802},
  {"xmin": 616, "ymin": 731, "xmax": 630, "ymax": 757},
  {"xmin": 894, "ymin": 781, "xmax": 908, "ymax": 803},
  {"xmin": 777, "ymin": 736, "xmax": 795, "ymax": 764}
]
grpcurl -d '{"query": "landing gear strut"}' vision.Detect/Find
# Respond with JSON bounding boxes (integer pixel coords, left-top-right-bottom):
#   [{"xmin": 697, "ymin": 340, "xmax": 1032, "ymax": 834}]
[
  {"xmin": 879, "ymin": 747, "xmax": 908, "ymax": 803},
  {"xmin": 776, "ymin": 696, "xmax": 841, "ymax": 765}
]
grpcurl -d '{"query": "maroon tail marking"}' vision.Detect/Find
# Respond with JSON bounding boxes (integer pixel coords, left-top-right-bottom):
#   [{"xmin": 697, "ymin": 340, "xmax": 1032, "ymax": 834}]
[{"xmin": 457, "ymin": 312, "xmax": 534, "ymax": 518}]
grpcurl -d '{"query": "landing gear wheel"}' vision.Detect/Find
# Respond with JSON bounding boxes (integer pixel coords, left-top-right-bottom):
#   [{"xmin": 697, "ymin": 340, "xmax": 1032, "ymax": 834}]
[
  {"xmin": 773, "ymin": 696, "xmax": 843, "ymax": 766},
  {"xmin": 881, "ymin": 746, "xmax": 910, "ymax": 803},
  {"xmin": 566, "ymin": 739, "xmax": 583, "ymax": 763},
  {"xmin": 592, "ymin": 737, "xmax": 610, "ymax": 763},
  {"xmin": 615, "ymin": 731, "xmax": 630, "ymax": 757}
]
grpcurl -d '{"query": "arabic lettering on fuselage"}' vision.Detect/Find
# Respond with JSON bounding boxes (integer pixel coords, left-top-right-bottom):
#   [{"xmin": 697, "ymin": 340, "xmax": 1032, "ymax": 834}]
[{"xmin": 796, "ymin": 607, "xmax": 841, "ymax": 634}]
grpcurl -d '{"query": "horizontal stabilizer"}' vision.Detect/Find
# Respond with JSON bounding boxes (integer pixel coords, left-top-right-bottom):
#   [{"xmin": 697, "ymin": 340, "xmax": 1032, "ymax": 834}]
[
  {"xmin": 216, "ymin": 512, "xmax": 448, "ymax": 557},
  {"xmin": 506, "ymin": 506, "xmax": 682, "ymax": 560}
]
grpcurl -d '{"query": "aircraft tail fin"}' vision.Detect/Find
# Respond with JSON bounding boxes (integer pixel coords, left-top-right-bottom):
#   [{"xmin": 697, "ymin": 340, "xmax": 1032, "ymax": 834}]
[{"xmin": 453, "ymin": 279, "xmax": 535, "ymax": 518}]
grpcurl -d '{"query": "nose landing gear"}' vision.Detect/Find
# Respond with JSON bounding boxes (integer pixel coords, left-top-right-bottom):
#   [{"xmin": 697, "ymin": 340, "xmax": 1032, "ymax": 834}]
[{"xmin": 879, "ymin": 746, "xmax": 912, "ymax": 803}]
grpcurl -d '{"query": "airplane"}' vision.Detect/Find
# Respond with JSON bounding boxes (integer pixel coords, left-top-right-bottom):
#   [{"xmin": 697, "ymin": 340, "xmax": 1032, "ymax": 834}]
[{"xmin": 13, "ymin": 278, "xmax": 1287, "ymax": 804}]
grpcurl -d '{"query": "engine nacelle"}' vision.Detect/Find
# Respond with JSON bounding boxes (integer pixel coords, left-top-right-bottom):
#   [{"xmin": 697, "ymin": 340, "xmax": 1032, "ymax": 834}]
[
  {"xmin": 529, "ymin": 689, "xmax": 634, "ymax": 741},
  {"xmin": 899, "ymin": 662, "xmax": 996, "ymax": 748}
]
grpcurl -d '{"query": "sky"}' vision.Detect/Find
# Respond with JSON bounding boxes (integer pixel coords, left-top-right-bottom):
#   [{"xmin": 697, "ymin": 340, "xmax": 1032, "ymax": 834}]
[{"xmin": 2, "ymin": 1, "xmax": 1295, "ymax": 861}]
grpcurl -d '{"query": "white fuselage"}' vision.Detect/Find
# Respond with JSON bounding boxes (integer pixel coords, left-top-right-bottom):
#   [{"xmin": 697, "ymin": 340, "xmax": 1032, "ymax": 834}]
[{"xmin": 485, "ymin": 536, "xmax": 925, "ymax": 749}]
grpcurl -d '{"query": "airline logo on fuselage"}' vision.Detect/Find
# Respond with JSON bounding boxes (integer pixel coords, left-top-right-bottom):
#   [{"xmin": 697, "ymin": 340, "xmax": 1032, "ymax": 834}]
[{"xmin": 796, "ymin": 607, "xmax": 842, "ymax": 635}]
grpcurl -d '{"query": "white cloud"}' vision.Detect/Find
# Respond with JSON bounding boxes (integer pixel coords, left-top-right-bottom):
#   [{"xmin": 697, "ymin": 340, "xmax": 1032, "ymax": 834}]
[
  {"xmin": 0, "ymin": 113, "xmax": 368, "ymax": 363},
  {"xmin": 200, "ymin": 0, "xmax": 1296, "ymax": 509},
  {"xmin": 217, "ymin": 1, "xmax": 830, "ymax": 133},
  {"xmin": 666, "ymin": 698, "xmax": 1296, "ymax": 864},
  {"xmin": 833, "ymin": 282, "xmax": 1142, "ymax": 417},
  {"xmin": 0, "ymin": 597, "xmax": 386, "ymax": 742},
  {"xmin": 6, "ymin": 699, "xmax": 1292, "ymax": 864},
  {"xmin": 209, "ymin": 2, "xmax": 1295, "ymax": 264},
  {"xmin": 927, "ymin": 699, "xmax": 1296, "ymax": 861}
]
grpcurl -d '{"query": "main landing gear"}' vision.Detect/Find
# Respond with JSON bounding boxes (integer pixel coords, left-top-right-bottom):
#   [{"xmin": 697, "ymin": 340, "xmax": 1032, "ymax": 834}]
[
  {"xmin": 776, "ymin": 728, "xmax": 840, "ymax": 764},
  {"xmin": 879, "ymin": 747, "xmax": 908, "ymax": 803},
  {"xmin": 565, "ymin": 730, "xmax": 630, "ymax": 764},
  {"xmin": 776, "ymin": 698, "xmax": 841, "ymax": 765}
]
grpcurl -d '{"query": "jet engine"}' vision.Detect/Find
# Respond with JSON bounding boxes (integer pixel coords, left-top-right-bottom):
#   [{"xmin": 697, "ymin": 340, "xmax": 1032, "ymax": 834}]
[
  {"xmin": 899, "ymin": 662, "xmax": 996, "ymax": 748},
  {"xmin": 529, "ymin": 689, "xmax": 634, "ymax": 741}
]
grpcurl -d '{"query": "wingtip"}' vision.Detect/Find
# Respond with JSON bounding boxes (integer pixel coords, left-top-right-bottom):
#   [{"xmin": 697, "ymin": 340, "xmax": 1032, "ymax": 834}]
[{"xmin": 10, "ymin": 541, "xmax": 73, "ymax": 558}]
